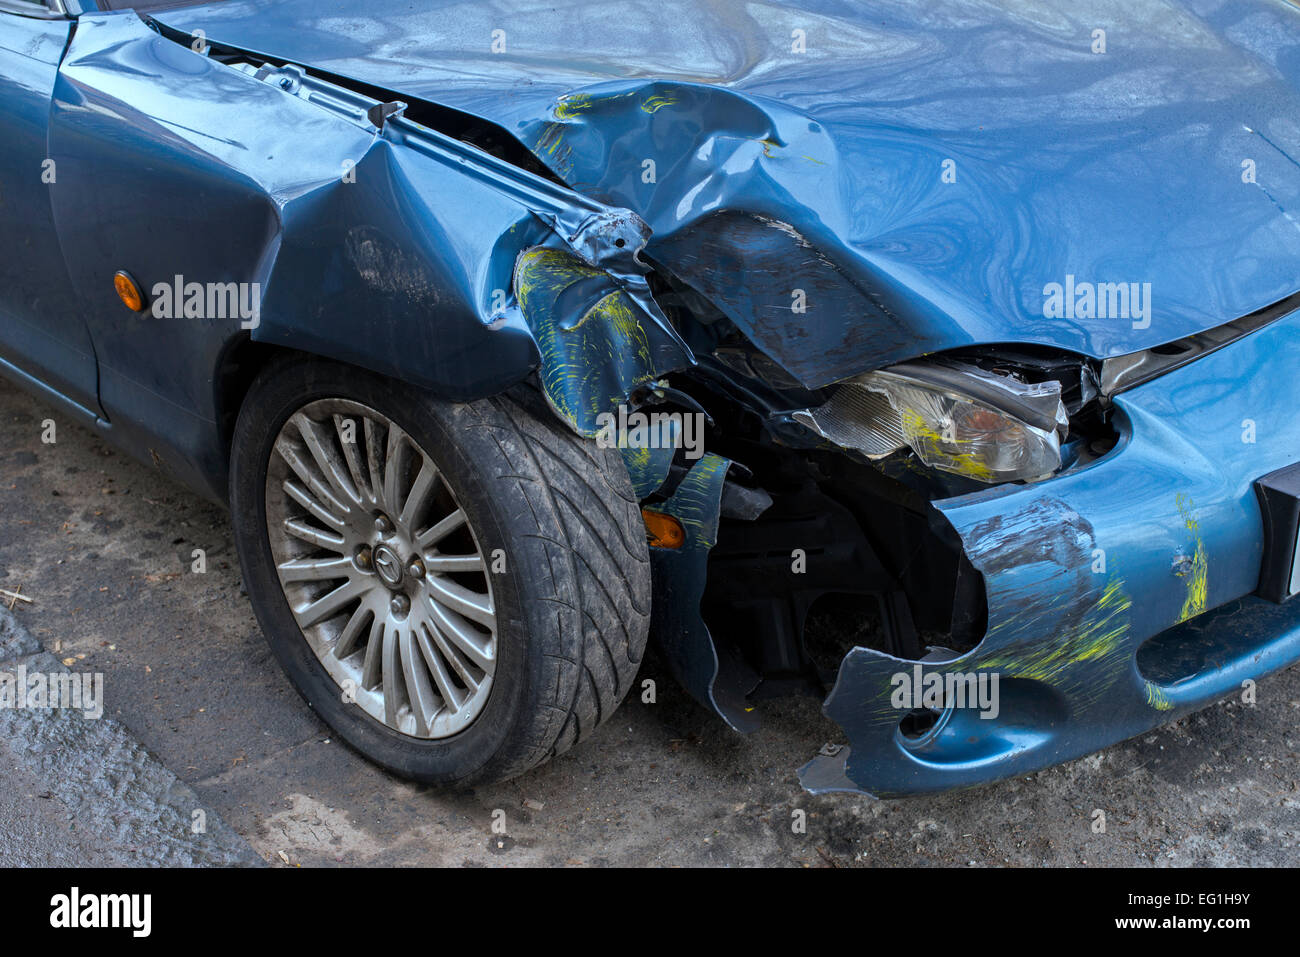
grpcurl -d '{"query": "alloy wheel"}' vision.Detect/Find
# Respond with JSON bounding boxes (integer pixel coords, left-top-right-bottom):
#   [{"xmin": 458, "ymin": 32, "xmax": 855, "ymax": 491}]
[{"xmin": 264, "ymin": 399, "xmax": 496, "ymax": 738}]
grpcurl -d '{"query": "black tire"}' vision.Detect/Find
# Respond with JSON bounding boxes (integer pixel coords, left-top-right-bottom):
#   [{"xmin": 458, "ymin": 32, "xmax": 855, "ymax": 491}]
[{"xmin": 228, "ymin": 355, "xmax": 651, "ymax": 785}]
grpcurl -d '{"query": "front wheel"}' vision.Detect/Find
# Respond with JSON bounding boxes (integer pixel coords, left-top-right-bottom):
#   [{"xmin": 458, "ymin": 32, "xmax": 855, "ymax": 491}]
[{"xmin": 229, "ymin": 357, "xmax": 651, "ymax": 786}]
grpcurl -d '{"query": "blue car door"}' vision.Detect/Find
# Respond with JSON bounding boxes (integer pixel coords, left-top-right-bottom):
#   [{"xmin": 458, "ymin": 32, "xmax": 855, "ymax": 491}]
[{"xmin": 0, "ymin": 1, "xmax": 101, "ymax": 416}]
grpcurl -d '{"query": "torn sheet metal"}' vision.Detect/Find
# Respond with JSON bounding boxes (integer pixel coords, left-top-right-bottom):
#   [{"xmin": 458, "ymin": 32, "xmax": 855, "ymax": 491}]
[
  {"xmin": 512, "ymin": 247, "xmax": 684, "ymax": 436},
  {"xmin": 645, "ymin": 453, "xmax": 761, "ymax": 733},
  {"xmin": 156, "ymin": 0, "xmax": 1300, "ymax": 387},
  {"xmin": 803, "ymin": 307, "xmax": 1300, "ymax": 796},
  {"xmin": 616, "ymin": 420, "xmax": 679, "ymax": 500}
]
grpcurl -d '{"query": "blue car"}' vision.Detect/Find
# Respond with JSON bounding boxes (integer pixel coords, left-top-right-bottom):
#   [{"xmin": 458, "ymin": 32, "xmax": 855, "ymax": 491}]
[{"xmin": 2, "ymin": 0, "xmax": 1298, "ymax": 795}]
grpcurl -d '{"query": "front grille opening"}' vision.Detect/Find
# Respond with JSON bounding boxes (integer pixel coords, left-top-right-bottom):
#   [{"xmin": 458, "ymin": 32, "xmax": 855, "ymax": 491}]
[{"xmin": 802, "ymin": 592, "xmax": 887, "ymax": 672}]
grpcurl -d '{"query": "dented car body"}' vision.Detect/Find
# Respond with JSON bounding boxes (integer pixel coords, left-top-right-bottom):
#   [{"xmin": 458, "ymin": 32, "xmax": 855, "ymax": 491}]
[{"xmin": 3, "ymin": 0, "xmax": 1300, "ymax": 795}]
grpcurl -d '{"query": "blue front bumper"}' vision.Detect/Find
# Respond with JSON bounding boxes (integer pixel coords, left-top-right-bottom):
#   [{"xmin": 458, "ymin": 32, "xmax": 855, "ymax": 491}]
[{"xmin": 801, "ymin": 307, "xmax": 1300, "ymax": 797}]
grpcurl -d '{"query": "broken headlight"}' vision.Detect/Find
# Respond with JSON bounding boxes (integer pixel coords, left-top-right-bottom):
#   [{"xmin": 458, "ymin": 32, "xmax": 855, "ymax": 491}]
[{"xmin": 793, "ymin": 360, "xmax": 1069, "ymax": 483}]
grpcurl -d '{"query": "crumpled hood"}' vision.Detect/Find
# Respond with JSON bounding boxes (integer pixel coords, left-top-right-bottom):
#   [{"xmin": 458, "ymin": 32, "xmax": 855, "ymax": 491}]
[{"xmin": 155, "ymin": 0, "xmax": 1300, "ymax": 385}]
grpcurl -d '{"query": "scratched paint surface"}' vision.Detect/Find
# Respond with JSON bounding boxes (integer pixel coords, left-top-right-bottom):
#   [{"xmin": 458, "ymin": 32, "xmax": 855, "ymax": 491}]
[
  {"xmin": 805, "ymin": 308, "xmax": 1300, "ymax": 796},
  {"xmin": 513, "ymin": 247, "xmax": 666, "ymax": 436},
  {"xmin": 1176, "ymin": 495, "xmax": 1210, "ymax": 624},
  {"xmin": 616, "ymin": 419, "xmax": 679, "ymax": 500}
]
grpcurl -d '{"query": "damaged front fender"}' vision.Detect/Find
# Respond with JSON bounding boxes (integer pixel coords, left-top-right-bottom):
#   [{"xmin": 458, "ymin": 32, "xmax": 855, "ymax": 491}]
[{"xmin": 51, "ymin": 12, "xmax": 693, "ymax": 463}]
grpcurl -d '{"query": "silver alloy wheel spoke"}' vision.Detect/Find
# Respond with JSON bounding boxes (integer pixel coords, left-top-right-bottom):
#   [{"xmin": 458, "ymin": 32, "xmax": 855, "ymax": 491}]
[
  {"xmin": 294, "ymin": 413, "xmax": 361, "ymax": 507},
  {"xmin": 423, "ymin": 619, "xmax": 482, "ymax": 695},
  {"xmin": 296, "ymin": 578, "xmax": 367, "ymax": 628},
  {"xmin": 283, "ymin": 479, "xmax": 346, "ymax": 530},
  {"xmin": 276, "ymin": 438, "xmax": 351, "ymax": 518},
  {"xmin": 283, "ymin": 518, "xmax": 346, "ymax": 552},
  {"xmin": 276, "ymin": 555, "xmax": 353, "ymax": 583},
  {"xmin": 417, "ymin": 624, "xmax": 467, "ymax": 712},
  {"xmin": 361, "ymin": 617, "xmax": 385, "ymax": 690},
  {"xmin": 415, "ymin": 508, "xmax": 466, "ymax": 548},
  {"xmin": 423, "ymin": 554, "xmax": 484, "ymax": 573},
  {"xmin": 425, "ymin": 575, "xmax": 495, "ymax": 628},
  {"xmin": 336, "ymin": 414, "xmax": 373, "ymax": 506},
  {"xmin": 399, "ymin": 460, "xmax": 438, "ymax": 530},
  {"xmin": 422, "ymin": 592, "xmax": 495, "ymax": 672},
  {"xmin": 265, "ymin": 398, "xmax": 497, "ymax": 739},
  {"xmin": 382, "ymin": 423, "xmax": 408, "ymax": 517},
  {"xmin": 333, "ymin": 603, "xmax": 373, "ymax": 659}
]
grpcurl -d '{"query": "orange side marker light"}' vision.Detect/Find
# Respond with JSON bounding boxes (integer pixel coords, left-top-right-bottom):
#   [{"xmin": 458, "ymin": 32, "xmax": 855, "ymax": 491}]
[
  {"xmin": 113, "ymin": 270, "xmax": 147, "ymax": 312},
  {"xmin": 642, "ymin": 509, "xmax": 685, "ymax": 549}
]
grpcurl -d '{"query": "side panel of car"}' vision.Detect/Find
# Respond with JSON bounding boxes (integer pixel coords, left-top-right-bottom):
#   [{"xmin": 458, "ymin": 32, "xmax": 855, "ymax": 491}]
[
  {"xmin": 0, "ymin": 14, "xmax": 100, "ymax": 416},
  {"xmin": 44, "ymin": 12, "xmax": 690, "ymax": 502},
  {"xmin": 47, "ymin": 12, "xmax": 526, "ymax": 499},
  {"xmin": 46, "ymin": 14, "xmax": 303, "ymax": 499}
]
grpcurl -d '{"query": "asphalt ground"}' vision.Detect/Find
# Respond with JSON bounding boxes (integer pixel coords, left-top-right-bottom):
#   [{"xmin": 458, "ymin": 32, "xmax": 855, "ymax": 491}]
[{"xmin": 0, "ymin": 611, "xmax": 257, "ymax": 866}]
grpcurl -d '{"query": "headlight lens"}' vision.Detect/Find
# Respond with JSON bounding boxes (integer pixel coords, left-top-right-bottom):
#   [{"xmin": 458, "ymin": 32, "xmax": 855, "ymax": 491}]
[{"xmin": 793, "ymin": 361, "xmax": 1069, "ymax": 483}]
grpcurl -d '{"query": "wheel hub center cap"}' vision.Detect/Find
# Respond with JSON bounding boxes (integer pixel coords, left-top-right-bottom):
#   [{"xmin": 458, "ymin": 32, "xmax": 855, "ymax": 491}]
[{"xmin": 372, "ymin": 544, "xmax": 404, "ymax": 587}]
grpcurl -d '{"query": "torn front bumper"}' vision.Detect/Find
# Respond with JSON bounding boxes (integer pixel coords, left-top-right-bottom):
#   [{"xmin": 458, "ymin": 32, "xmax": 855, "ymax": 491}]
[{"xmin": 801, "ymin": 306, "xmax": 1300, "ymax": 797}]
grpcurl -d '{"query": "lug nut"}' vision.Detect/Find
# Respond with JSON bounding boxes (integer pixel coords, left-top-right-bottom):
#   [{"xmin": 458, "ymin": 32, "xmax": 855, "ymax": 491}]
[
  {"xmin": 406, "ymin": 558, "xmax": 425, "ymax": 580},
  {"xmin": 355, "ymin": 547, "xmax": 372, "ymax": 569},
  {"xmin": 390, "ymin": 593, "xmax": 410, "ymax": 617},
  {"xmin": 374, "ymin": 515, "xmax": 394, "ymax": 536}
]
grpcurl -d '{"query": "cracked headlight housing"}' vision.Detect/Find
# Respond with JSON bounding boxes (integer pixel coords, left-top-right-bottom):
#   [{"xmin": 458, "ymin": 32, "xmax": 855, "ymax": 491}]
[{"xmin": 793, "ymin": 360, "xmax": 1070, "ymax": 483}]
